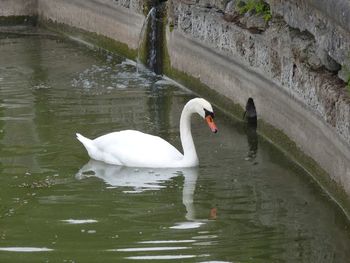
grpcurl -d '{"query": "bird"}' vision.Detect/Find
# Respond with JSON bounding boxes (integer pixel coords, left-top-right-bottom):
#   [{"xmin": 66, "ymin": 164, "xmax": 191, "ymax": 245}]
[{"xmin": 76, "ymin": 98, "xmax": 218, "ymax": 168}]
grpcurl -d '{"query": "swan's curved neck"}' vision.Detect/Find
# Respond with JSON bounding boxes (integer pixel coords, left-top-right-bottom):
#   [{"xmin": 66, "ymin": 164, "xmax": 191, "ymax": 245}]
[{"xmin": 180, "ymin": 103, "xmax": 198, "ymax": 166}]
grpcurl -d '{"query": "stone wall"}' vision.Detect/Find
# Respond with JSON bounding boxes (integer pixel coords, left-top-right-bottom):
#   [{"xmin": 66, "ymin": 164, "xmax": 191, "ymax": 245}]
[
  {"xmin": 170, "ymin": 0, "xmax": 350, "ymax": 142},
  {"xmin": 166, "ymin": 0, "xmax": 350, "ymax": 205},
  {"xmin": 267, "ymin": 0, "xmax": 350, "ymax": 81},
  {"xmin": 0, "ymin": 0, "xmax": 38, "ymax": 16}
]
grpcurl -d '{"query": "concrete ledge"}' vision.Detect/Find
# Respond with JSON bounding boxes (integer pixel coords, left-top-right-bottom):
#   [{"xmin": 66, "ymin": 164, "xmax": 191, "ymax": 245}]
[{"xmin": 38, "ymin": 0, "xmax": 144, "ymax": 50}]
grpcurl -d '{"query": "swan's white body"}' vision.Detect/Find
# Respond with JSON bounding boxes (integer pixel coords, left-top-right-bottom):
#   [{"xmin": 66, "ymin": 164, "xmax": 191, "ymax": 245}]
[
  {"xmin": 76, "ymin": 98, "xmax": 217, "ymax": 168},
  {"xmin": 76, "ymin": 130, "xmax": 185, "ymax": 167}
]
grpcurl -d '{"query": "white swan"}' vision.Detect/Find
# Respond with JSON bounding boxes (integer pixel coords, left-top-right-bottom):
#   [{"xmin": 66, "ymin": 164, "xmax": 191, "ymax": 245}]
[{"xmin": 76, "ymin": 98, "xmax": 218, "ymax": 168}]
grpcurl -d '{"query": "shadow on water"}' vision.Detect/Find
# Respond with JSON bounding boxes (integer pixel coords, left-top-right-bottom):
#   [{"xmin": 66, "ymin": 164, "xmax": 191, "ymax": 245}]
[{"xmin": 245, "ymin": 121, "xmax": 258, "ymax": 162}]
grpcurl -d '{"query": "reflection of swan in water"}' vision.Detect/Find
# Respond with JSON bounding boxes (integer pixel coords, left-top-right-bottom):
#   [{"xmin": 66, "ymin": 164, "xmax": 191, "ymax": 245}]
[{"xmin": 76, "ymin": 160, "xmax": 199, "ymax": 221}]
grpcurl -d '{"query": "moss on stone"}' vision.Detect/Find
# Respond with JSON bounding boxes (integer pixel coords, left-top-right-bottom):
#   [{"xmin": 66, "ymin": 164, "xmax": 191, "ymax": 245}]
[
  {"xmin": 0, "ymin": 15, "xmax": 38, "ymax": 26},
  {"xmin": 142, "ymin": 0, "xmax": 153, "ymax": 16},
  {"xmin": 237, "ymin": 0, "xmax": 272, "ymax": 22},
  {"xmin": 138, "ymin": 25, "xmax": 149, "ymax": 65},
  {"xmin": 169, "ymin": 23, "xmax": 174, "ymax": 32}
]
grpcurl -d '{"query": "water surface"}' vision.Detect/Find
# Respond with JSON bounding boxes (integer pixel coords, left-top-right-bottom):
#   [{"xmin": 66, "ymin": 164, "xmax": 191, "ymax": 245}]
[{"xmin": 0, "ymin": 30, "xmax": 350, "ymax": 262}]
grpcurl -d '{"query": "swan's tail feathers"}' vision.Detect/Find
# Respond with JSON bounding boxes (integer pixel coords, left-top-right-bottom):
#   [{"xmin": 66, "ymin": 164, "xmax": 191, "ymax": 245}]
[{"xmin": 76, "ymin": 133, "xmax": 95, "ymax": 157}]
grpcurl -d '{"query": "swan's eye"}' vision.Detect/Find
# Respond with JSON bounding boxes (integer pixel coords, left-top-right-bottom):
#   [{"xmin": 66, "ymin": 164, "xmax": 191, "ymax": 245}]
[{"xmin": 204, "ymin": 109, "xmax": 214, "ymax": 118}]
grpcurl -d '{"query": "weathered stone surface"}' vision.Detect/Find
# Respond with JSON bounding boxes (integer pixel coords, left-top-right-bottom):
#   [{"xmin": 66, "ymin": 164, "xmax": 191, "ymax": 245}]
[
  {"xmin": 224, "ymin": 0, "xmax": 237, "ymax": 15},
  {"xmin": 172, "ymin": 0, "xmax": 350, "ymax": 145},
  {"xmin": 266, "ymin": 0, "xmax": 350, "ymax": 81},
  {"xmin": 113, "ymin": 0, "xmax": 143, "ymax": 13},
  {"xmin": 198, "ymin": 0, "xmax": 228, "ymax": 10},
  {"xmin": 243, "ymin": 14, "xmax": 267, "ymax": 31},
  {"xmin": 0, "ymin": 0, "xmax": 37, "ymax": 16},
  {"xmin": 38, "ymin": 0, "xmax": 144, "ymax": 50}
]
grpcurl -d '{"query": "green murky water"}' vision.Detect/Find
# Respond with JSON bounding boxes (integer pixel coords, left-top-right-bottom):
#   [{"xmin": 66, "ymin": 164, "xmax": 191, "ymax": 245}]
[{"xmin": 0, "ymin": 31, "xmax": 350, "ymax": 263}]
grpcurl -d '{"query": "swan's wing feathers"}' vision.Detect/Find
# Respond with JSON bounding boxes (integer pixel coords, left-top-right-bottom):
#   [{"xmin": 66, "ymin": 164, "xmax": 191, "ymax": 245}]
[{"xmin": 92, "ymin": 130, "xmax": 183, "ymax": 167}]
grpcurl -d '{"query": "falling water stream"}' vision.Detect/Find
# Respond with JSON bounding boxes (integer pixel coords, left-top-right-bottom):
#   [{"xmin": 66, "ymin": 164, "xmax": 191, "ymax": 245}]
[
  {"xmin": 137, "ymin": 7, "xmax": 155, "ymax": 74},
  {"xmin": 0, "ymin": 29, "xmax": 350, "ymax": 262},
  {"xmin": 148, "ymin": 7, "xmax": 158, "ymax": 71}
]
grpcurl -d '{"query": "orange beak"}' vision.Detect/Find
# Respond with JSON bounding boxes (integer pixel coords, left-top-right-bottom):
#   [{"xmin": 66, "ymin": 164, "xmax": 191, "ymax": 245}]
[{"xmin": 206, "ymin": 115, "xmax": 218, "ymax": 133}]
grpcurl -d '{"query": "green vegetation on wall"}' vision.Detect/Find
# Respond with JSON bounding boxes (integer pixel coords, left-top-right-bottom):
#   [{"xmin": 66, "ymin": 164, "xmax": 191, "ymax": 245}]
[
  {"xmin": 342, "ymin": 64, "xmax": 350, "ymax": 94},
  {"xmin": 0, "ymin": 15, "xmax": 38, "ymax": 26},
  {"xmin": 237, "ymin": 0, "xmax": 272, "ymax": 21}
]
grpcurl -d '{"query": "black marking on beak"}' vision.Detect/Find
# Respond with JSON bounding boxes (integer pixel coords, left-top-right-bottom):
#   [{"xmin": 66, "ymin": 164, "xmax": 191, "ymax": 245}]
[{"xmin": 204, "ymin": 108, "xmax": 214, "ymax": 118}]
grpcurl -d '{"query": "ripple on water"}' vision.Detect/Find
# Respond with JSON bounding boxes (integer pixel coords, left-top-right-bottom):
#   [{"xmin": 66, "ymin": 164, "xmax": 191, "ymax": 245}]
[
  {"xmin": 124, "ymin": 255, "xmax": 209, "ymax": 260},
  {"xmin": 0, "ymin": 247, "xmax": 53, "ymax": 252},
  {"xmin": 170, "ymin": 222, "xmax": 206, "ymax": 229},
  {"xmin": 61, "ymin": 219, "xmax": 98, "ymax": 224},
  {"xmin": 109, "ymin": 246, "xmax": 190, "ymax": 252},
  {"xmin": 138, "ymin": 240, "xmax": 195, "ymax": 244}
]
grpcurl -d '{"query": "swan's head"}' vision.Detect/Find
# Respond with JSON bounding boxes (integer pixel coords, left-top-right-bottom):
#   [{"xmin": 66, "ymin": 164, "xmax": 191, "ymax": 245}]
[{"xmin": 191, "ymin": 98, "xmax": 218, "ymax": 133}]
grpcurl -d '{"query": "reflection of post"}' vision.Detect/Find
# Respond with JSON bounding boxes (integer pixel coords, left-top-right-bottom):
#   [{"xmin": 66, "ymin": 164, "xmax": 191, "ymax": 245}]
[
  {"xmin": 246, "ymin": 123, "xmax": 258, "ymax": 160},
  {"xmin": 244, "ymin": 98, "xmax": 258, "ymax": 161},
  {"xmin": 182, "ymin": 168, "xmax": 198, "ymax": 221}
]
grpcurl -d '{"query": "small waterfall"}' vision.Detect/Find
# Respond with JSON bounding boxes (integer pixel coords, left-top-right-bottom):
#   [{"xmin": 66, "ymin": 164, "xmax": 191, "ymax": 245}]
[
  {"xmin": 137, "ymin": 7, "xmax": 155, "ymax": 74},
  {"xmin": 148, "ymin": 8, "xmax": 157, "ymax": 71},
  {"xmin": 137, "ymin": 3, "xmax": 165, "ymax": 75}
]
